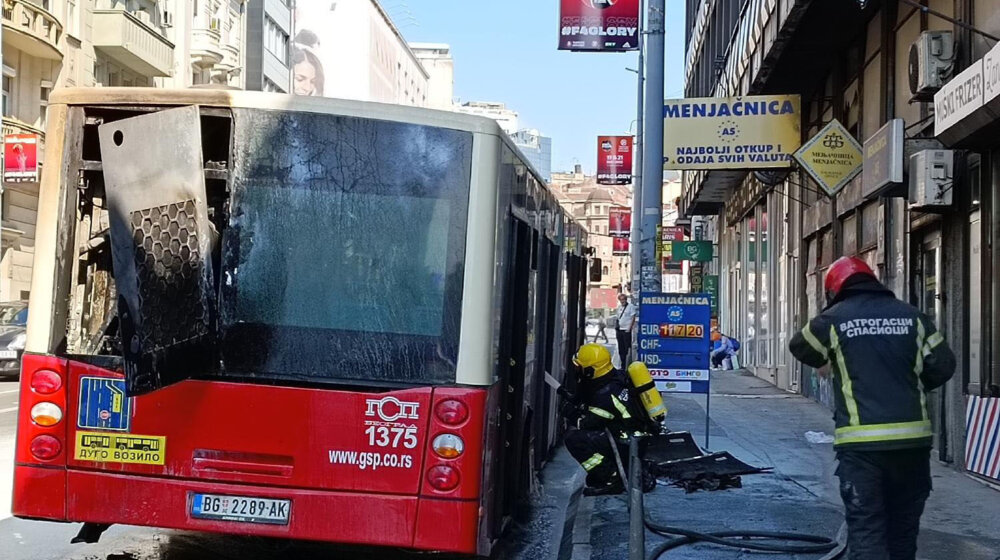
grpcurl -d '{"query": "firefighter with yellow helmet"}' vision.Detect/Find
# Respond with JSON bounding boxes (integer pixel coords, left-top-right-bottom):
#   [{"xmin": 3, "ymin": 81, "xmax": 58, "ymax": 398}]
[{"xmin": 564, "ymin": 343, "xmax": 662, "ymax": 495}]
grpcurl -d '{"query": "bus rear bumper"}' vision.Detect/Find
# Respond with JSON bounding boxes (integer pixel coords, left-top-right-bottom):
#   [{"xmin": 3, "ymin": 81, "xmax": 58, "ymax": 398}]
[{"xmin": 13, "ymin": 465, "xmax": 479, "ymax": 553}]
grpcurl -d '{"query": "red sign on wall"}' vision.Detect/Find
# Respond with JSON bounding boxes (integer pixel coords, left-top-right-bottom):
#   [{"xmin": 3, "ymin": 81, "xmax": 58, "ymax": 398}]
[
  {"xmin": 609, "ymin": 206, "xmax": 631, "ymax": 236},
  {"xmin": 558, "ymin": 0, "xmax": 640, "ymax": 52},
  {"xmin": 597, "ymin": 136, "xmax": 633, "ymax": 185},
  {"xmin": 4, "ymin": 134, "xmax": 39, "ymax": 182},
  {"xmin": 612, "ymin": 236, "xmax": 630, "ymax": 256},
  {"xmin": 662, "ymin": 226, "xmax": 685, "ymax": 274}
]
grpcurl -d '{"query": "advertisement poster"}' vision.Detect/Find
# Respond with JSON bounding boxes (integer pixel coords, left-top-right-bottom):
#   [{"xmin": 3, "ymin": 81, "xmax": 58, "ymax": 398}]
[
  {"xmin": 597, "ymin": 136, "xmax": 633, "ymax": 185},
  {"xmin": 558, "ymin": 0, "xmax": 640, "ymax": 52},
  {"xmin": 4, "ymin": 134, "xmax": 39, "ymax": 182},
  {"xmin": 661, "ymin": 226, "xmax": 685, "ymax": 274},
  {"xmin": 663, "ymin": 95, "xmax": 802, "ymax": 170},
  {"xmin": 609, "ymin": 206, "xmax": 631, "ymax": 236},
  {"xmin": 612, "ymin": 236, "xmax": 630, "ymax": 256}
]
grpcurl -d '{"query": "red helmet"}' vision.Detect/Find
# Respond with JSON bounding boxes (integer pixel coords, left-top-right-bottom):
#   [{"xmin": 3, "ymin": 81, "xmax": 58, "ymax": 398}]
[{"xmin": 825, "ymin": 256, "xmax": 876, "ymax": 299}]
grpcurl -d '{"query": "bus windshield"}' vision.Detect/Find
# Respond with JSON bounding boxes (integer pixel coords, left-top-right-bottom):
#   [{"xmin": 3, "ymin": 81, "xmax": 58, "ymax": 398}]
[{"xmin": 218, "ymin": 109, "xmax": 472, "ymax": 386}]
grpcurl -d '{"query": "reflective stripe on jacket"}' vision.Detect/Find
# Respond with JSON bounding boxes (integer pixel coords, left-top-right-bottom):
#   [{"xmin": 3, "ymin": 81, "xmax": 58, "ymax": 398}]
[{"xmin": 789, "ymin": 282, "xmax": 956, "ymax": 451}]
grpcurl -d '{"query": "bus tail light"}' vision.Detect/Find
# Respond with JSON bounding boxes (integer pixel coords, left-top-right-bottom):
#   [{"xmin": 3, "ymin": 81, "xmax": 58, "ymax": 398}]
[
  {"xmin": 426, "ymin": 465, "xmax": 460, "ymax": 491},
  {"xmin": 15, "ymin": 353, "xmax": 69, "ymax": 466},
  {"xmin": 29, "ymin": 435, "xmax": 62, "ymax": 460},
  {"xmin": 434, "ymin": 399, "xmax": 469, "ymax": 425},
  {"xmin": 421, "ymin": 389, "xmax": 486, "ymax": 498},
  {"xmin": 30, "ymin": 402, "xmax": 63, "ymax": 427},
  {"xmin": 30, "ymin": 370, "xmax": 63, "ymax": 394},
  {"xmin": 432, "ymin": 434, "xmax": 464, "ymax": 458}
]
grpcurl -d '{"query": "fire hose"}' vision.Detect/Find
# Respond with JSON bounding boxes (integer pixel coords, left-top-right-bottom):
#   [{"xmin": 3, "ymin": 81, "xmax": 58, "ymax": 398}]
[{"xmin": 621, "ymin": 437, "xmax": 847, "ymax": 560}]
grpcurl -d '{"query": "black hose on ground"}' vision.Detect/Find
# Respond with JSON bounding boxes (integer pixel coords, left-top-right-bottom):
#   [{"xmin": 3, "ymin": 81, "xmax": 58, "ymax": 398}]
[
  {"xmin": 644, "ymin": 516, "xmax": 841, "ymax": 558},
  {"xmin": 627, "ymin": 435, "xmax": 845, "ymax": 559}
]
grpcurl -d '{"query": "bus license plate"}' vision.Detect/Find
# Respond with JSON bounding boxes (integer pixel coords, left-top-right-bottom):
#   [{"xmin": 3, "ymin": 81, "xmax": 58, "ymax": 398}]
[{"xmin": 191, "ymin": 493, "xmax": 290, "ymax": 525}]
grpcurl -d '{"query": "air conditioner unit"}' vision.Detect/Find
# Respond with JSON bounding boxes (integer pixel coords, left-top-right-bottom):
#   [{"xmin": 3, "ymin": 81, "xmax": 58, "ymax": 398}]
[
  {"xmin": 162, "ymin": 10, "xmax": 173, "ymax": 27},
  {"xmin": 908, "ymin": 31, "xmax": 954, "ymax": 98},
  {"xmin": 909, "ymin": 150, "xmax": 954, "ymax": 209}
]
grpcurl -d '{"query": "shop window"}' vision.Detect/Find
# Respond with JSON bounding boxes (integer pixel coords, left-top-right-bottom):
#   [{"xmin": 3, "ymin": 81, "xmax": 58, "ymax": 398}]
[
  {"xmin": 894, "ymin": 12, "xmax": 923, "ymax": 127},
  {"xmin": 820, "ymin": 229, "xmax": 834, "ymax": 268},
  {"xmin": 806, "ymin": 237, "xmax": 817, "ymax": 273},
  {"xmin": 842, "ymin": 214, "xmax": 858, "ymax": 256},
  {"xmin": 860, "ymin": 202, "xmax": 879, "ymax": 250},
  {"xmin": 862, "ymin": 54, "xmax": 882, "ymax": 138}
]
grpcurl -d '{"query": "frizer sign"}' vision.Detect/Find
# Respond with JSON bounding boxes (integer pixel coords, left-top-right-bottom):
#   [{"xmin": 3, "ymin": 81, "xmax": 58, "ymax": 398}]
[
  {"xmin": 597, "ymin": 136, "xmax": 633, "ymax": 184},
  {"xmin": 559, "ymin": 0, "xmax": 640, "ymax": 52}
]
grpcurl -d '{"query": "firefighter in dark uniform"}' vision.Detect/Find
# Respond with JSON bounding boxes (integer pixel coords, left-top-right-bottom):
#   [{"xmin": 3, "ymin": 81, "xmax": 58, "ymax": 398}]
[
  {"xmin": 564, "ymin": 343, "xmax": 653, "ymax": 496},
  {"xmin": 789, "ymin": 257, "xmax": 956, "ymax": 560}
]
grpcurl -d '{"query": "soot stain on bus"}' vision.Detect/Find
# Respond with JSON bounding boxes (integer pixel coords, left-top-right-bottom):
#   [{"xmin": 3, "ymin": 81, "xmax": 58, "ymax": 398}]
[{"xmin": 69, "ymin": 104, "xmax": 475, "ymax": 396}]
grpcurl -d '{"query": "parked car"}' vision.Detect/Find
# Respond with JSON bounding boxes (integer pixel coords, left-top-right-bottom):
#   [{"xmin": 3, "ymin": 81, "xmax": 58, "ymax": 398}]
[{"xmin": 0, "ymin": 301, "xmax": 28, "ymax": 377}]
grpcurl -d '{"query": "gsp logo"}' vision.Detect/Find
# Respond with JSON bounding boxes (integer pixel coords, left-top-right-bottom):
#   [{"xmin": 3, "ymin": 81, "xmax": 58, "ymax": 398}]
[{"xmin": 365, "ymin": 397, "xmax": 420, "ymax": 423}]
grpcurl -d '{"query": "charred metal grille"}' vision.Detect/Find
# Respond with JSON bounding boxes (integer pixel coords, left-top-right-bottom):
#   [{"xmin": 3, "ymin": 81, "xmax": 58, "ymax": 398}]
[{"xmin": 130, "ymin": 200, "xmax": 208, "ymax": 349}]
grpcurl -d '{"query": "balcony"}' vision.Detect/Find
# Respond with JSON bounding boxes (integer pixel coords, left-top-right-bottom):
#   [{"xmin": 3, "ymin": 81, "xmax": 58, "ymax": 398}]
[
  {"xmin": 220, "ymin": 43, "xmax": 240, "ymax": 70},
  {"xmin": 2, "ymin": 0, "xmax": 63, "ymax": 60},
  {"xmin": 92, "ymin": 9, "xmax": 174, "ymax": 77},
  {"xmin": 2, "ymin": 116, "xmax": 45, "ymax": 169},
  {"xmin": 191, "ymin": 22, "xmax": 224, "ymax": 67}
]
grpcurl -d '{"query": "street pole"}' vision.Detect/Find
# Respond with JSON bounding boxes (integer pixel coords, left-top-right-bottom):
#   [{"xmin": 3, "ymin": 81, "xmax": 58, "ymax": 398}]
[
  {"xmin": 629, "ymin": 0, "xmax": 644, "ymax": 296},
  {"xmin": 639, "ymin": 0, "xmax": 664, "ymax": 294}
]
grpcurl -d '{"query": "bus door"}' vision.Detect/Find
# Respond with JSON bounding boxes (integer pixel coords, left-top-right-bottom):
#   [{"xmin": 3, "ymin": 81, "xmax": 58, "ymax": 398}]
[{"xmin": 493, "ymin": 217, "xmax": 533, "ymax": 530}]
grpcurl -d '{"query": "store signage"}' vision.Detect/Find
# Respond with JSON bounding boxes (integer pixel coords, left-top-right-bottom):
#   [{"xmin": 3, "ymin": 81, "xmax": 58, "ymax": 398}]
[
  {"xmin": 935, "ymin": 59, "xmax": 984, "ymax": 136},
  {"xmin": 597, "ymin": 136, "xmax": 633, "ymax": 185},
  {"xmin": 612, "ymin": 236, "xmax": 629, "ymax": 256},
  {"xmin": 689, "ymin": 263, "xmax": 705, "ymax": 293},
  {"xmin": 795, "ymin": 119, "xmax": 863, "ymax": 196},
  {"xmin": 662, "ymin": 95, "xmax": 802, "ymax": 170},
  {"xmin": 3, "ymin": 134, "xmax": 39, "ymax": 182},
  {"xmin": 609, "ymin": 206, "xmax": 631, "ymax": 236},
  {"xmin": 637, "ymin": 293, "xmax": 711, "ymax": 393},
  {"xmin": 671, "ymin": 240, "xmax": 713, "ymax": 262},
  {"xmin": 704, "ymin": 275, "xmax": 719, "ymax": 315},
  {"xmin": 558, "ymin": 0, "xmax": 640, "ymax": 52},
  {"xmin": 862, "ymin": 119, "xmax": 904, "ymax": 198}
]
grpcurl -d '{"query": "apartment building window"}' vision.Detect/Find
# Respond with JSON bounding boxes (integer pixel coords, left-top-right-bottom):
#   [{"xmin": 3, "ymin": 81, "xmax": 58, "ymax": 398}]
[
  {"xmin": 66, "ymin": 0, "xmax": 79, "ymax": 38},
  {"xmin": 39, "ymin": 83, "xmax": 52, "ymax": 127},
  {"xmin": 2, "ymin": 76, "xmax": 12, "ymax": 117},
  {"xmin": 265, "ymin": 17, "xmax": 289, "ymax": 64},
  {"xmin": 263, "ymin": 78, "xmax": 284, "ymax": 93}
]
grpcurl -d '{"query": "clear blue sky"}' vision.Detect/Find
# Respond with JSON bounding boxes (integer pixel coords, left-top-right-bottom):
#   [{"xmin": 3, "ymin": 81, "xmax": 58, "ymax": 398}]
[{"xmin": 396, "ymin": 1, "xmax": 686, "ymax": 174}]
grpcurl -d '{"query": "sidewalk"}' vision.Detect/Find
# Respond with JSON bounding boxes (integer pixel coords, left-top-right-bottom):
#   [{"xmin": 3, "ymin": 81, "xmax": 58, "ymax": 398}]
[{"xmin": 576, "ymin": 370, "xmax": 1000, "ymax": 559}]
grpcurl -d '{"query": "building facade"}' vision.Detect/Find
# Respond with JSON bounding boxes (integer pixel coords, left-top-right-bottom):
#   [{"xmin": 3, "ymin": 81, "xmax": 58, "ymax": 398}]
[
  {"xmin": 682, "ymin": 0, "xmax": 1000, "ymax": 483},
  {"xmin": 551, "ymin": 169, "xmax": 632, "ymax": 310},
  {"xmin": 410, "ymin": 42, "xmax": 453, "ymax": 110},
  {"xmin": 3, "ymin": 0, "xmax": 248, "ymax": 301},
  {"xmin": 455, "ymin": 101, "xmax": 519, "ymax": 135},
  {"xmin": 245, "ymin": 0, "xmax": 291, "ymax": 92},
  {"xmin": 511, "ymin": 128, "xmax": 552, "ymax": 182},
  {"xmin": 291, "ymin": 0, "xmax": 428, "ymax": 106}
]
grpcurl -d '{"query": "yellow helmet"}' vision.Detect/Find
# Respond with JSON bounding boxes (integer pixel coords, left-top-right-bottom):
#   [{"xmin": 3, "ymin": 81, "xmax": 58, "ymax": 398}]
[{"xmin": 573, "ymin": 343, "xmax": 614, "ymax": 379}]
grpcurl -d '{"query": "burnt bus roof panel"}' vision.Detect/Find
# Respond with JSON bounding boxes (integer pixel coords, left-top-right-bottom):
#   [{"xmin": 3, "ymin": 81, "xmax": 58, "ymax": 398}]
[{"xmin": 50, "ymin": 87, "xmax": 503, "ymax": 137}]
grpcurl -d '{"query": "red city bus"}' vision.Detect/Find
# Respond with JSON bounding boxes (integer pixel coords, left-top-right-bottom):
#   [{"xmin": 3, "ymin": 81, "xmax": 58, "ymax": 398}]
[{"xmin": 12, "ymin": 89, "xmax": 592, "ymax": 555}]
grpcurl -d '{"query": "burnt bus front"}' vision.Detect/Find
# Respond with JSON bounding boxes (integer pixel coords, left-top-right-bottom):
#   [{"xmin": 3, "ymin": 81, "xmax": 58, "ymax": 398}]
[{"xmin": 13, "ymin": 91, "xmax": 499, "ymax": 554}]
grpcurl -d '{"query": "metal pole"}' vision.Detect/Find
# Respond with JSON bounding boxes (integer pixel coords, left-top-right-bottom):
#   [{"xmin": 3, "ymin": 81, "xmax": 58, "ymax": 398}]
[
  {"xmin": 639, "ymin": 0, "xmax": 665, "ymax": 294},
  {"xmin": 630, "ymin": 0, "xmax": 644, "ymax": 296},
  {"xmin": 628, "ymin": 437, "xmax": 645, "ymax": 560},
  {"xmin": 705, "ymin": 384, "xmax": 711, "ymax": 450}
]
